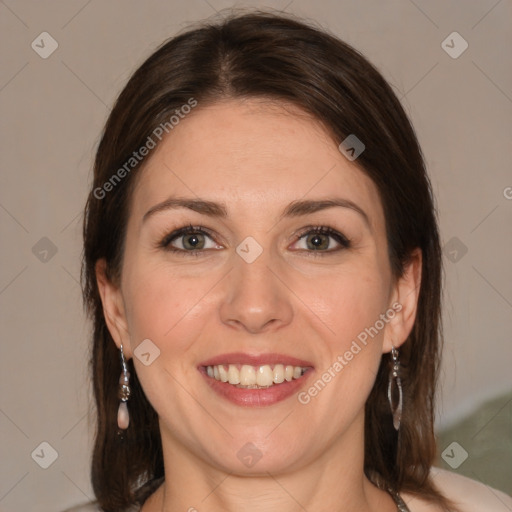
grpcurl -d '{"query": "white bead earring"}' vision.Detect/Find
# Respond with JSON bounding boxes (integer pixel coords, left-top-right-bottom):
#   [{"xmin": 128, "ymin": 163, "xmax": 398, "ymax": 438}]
[{"xmin": 117, "ymin": 343, "xmax": 131, "ymax": 430}]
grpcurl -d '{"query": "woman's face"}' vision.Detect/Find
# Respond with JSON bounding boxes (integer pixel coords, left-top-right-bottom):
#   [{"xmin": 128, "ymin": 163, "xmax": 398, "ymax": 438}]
[{"xmin": 98, "ymin": 98, "xmax": 420, "ymax": 475}]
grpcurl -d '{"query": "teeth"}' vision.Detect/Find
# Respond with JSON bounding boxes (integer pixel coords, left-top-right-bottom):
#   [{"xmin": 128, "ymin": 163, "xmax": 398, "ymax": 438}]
[
  {"xmin": 273, "ymin": 364, "xmax": 285, "ymax": 383},
  {"xmin": 228, "ymin": 365, "xmax": 240, "ymax": 384},
  {"xmin": 256, "ymin": 365, "xmax": 274, "ymax": 387},
  {"xmin": 239, "ymin": 365, "xmax": 256, "ymax": 386},
  {"xmin": 218, "ymin": 365, "xmax": 229, "ymax": 383},
  {"xmin": 205, "ymin": 363, "xmax": 308, "ymax": 388}
]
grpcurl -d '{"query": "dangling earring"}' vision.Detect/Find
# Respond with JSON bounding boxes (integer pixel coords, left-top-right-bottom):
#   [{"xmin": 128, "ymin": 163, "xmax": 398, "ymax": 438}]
[
  {"xmin": 387, "ymin": 346, "xmax": 403, "ymax": 431},
  {"xmin": 117, "ymin": 343, "xmax": 131, "ymax": 430}
]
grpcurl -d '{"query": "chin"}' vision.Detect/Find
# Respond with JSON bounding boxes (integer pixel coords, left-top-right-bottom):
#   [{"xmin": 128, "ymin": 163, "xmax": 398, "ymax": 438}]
[{"xmin": 203, "ymin": 430, "xmax": 309, "ymax": 476}]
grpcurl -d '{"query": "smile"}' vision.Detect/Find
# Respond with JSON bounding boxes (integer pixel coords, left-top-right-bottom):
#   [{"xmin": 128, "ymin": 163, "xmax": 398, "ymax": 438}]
[{"xmin": 205, "ymin": 363, "xmax": 309, "ymax": 388}]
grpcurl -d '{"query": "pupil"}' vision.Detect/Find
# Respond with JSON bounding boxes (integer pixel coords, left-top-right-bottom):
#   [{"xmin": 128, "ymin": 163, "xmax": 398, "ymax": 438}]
[
  {"xmin": 309, "ymin": 234, "xmax": 327, "ymax": 250},
  {"xmin": 185, "ymin": 234, "xmax": 203, "ymax": 249}
]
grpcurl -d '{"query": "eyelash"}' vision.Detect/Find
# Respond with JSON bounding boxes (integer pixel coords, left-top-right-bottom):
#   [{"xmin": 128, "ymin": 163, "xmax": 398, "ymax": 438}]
[{"xmin": 158, "ymin": 224, "xmax": 351, "ymax": 257}]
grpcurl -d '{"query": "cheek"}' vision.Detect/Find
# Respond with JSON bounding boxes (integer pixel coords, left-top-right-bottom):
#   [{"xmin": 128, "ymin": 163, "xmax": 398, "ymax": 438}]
[
  {"xmin": 302, "ymin": 276, "xmax": 388, "ymax": 408},
  {"xmin": 121, "ymin": 263, "xmax": 217, "ymax": 417},
  {"xmin": 306, "ymin": 265, "xmax": 390, "ymax": 345},
  {"xmin": 122, "ymin": 260, "xmax": 215, "ymax": 354},
  {"xmin": 305, "ymin": 266, "xmax": 389, "ymax": 392}
]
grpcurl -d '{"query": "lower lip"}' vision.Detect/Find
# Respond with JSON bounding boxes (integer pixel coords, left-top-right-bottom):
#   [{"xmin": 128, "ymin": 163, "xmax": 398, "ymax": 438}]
[{"xmin": 199, "ymin": 367, "xmax": 314, "ymax": 407}]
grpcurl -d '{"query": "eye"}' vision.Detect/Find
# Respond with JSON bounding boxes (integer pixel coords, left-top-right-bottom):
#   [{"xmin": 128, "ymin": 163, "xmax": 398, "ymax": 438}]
[
  {"xmin": 291, "ymin": 226, "xmax": 351, "ymax": 254},
  {"xmin": 159, "ymin": 225, "xmax": 221, "ymax": 255}
]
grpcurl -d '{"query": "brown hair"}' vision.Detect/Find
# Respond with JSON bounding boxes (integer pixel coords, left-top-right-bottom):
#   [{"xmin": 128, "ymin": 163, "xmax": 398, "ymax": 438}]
[{"xmin": 82, "ymin": 9, "xmax": 452, "ymax": 511}]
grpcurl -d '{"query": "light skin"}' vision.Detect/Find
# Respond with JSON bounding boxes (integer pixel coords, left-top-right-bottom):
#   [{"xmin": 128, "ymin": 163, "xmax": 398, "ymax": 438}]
[{"xmin": 96, "ymin": 98, "xmax": 425, "ymax": 511}]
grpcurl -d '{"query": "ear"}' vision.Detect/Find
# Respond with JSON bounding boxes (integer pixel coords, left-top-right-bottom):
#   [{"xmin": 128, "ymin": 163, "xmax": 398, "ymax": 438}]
[
  {"xmin": 382, "ymin": 248, "xmax": 422, "ymax": 353},
  {"xmin": 95, "ymin": 259, "xmax": 133, "ymax": 358}
]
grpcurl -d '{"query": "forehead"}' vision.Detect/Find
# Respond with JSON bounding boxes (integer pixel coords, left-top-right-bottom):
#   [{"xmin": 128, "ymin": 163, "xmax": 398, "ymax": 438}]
[{"xmin": 130, "ymin": 99, "xmax": 384, "ymax": 231}]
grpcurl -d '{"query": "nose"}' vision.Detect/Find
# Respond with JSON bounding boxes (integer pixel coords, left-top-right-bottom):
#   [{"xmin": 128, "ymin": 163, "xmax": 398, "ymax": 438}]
[{"xmin": 219, "ymin": 248, "xmax": 294, "ymax": 334}]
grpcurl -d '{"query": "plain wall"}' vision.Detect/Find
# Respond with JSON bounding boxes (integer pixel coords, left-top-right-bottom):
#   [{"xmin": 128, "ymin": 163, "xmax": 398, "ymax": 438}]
[{"xmin": 1, "ymin": 1, "xmax": 511, "ymax": 510}]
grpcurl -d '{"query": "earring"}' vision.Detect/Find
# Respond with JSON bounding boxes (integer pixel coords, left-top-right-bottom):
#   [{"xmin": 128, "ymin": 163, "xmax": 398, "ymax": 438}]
[
  {"xmin": 387, "ymin": 346, "xmax": 403, "ymax": 431},
  {"xmin": 117, "ymin": 343, "xmax": 131, "ymax": 430}
]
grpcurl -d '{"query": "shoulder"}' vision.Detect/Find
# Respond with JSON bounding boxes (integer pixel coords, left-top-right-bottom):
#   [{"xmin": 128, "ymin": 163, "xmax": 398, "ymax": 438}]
[
  {"xmin": 61, "ymin": 504, "xmax": 102, "ymax": 512},
  {"xmin": 401, "ymin": 467, "xmax": 512, "ymax": 512},
  {"xmin": 430, "ymin": 467, "xmax": 512, "ymax": 511},
  {"xmin": 62, "ymin": 503, "xmax": 140, "ymax": 512}
]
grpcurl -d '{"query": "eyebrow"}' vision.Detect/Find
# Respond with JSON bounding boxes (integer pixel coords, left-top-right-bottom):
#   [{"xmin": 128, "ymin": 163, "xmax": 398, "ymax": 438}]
[{"xmin": 142, "ymin": 196, "xmax": 370, "ymax": 227}]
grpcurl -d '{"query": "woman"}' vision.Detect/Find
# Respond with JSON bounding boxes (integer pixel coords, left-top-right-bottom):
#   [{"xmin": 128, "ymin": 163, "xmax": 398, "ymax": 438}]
[{"xmin": 76, "ymin": 9, "xmax": 512, "ymax": 512}]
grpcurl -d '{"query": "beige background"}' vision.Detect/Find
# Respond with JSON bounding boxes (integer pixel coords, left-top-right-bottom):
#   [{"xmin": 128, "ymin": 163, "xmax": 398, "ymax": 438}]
[{"xmin": 1, "ymin": 1, "xmax": 511, "ymax": 510}]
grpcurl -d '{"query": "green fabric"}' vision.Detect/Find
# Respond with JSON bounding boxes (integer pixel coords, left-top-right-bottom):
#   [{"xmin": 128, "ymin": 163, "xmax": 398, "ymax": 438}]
[{"xmin": 436, "ymin": 390, "xmax": 512, "ymax": 495}]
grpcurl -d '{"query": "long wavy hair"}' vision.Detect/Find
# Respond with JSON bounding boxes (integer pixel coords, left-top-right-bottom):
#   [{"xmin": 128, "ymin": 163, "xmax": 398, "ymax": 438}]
[{"xmin": 81, "ymin": 9, "xmax": 453, "ymax": 511}]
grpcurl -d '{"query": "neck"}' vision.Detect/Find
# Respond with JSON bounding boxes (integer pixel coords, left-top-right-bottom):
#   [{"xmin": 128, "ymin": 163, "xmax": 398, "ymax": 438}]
[{"xmin": 143, "ymin": 414, "xmax": 397, "ymax": 512}]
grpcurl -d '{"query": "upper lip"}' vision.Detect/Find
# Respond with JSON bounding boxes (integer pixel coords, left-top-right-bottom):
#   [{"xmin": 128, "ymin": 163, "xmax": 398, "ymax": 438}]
[{"xmin": 199, "ymin": 352, "xmax": 314, "ymax": 368}]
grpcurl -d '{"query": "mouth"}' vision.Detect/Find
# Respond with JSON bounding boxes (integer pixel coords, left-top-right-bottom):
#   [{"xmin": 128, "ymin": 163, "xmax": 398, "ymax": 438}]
[
  {"xmin": 203, "ymin": 363, "xmax": 310, "ymax": 388},
  {"xmin": 198, "ymin": 353, "xmax": 314, "ymax": 406}
]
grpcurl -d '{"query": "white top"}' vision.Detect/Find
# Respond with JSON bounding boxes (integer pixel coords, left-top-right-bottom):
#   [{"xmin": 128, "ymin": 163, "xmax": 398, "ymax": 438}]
[
  {"xmin": 402, "ymin": 468, "xmax": 512, "ymax": 511},
  {"xmin": 63, "ymin": 468, "xmax": 512, "ymax": 512}
]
